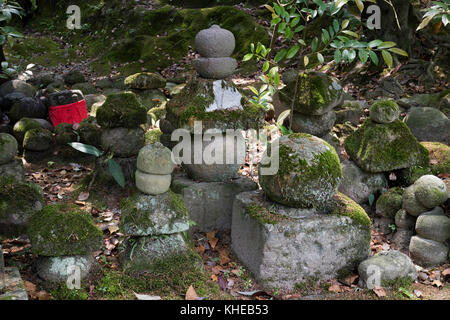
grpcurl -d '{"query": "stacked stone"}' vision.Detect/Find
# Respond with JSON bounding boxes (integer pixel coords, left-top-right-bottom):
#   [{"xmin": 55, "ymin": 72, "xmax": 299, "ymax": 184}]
[
  {"xmin": 0, "ymin": 244, "xmax": 28, "ymax": 300},
  {"xmin": 22, "ymin": 126, "xmax": 54, "ymax": 163},
  {"xmin": 95, "ymin": 91, "xmax": 147, "ymax": 183},
  {"xmin": 277, "ymin": 71, "xmax": 343, "ymax": 138},
  {"xmin": 401, "ymin": 175, "xmax": 450, "ymax": 267},
  {"xmin": 232, "ymin": 133, "xmax": 372, "ymax": 290},
  {"xmin": 164, "ymin": 25, "xmax": 263, "ymax": 232},
  {"xmin": 0, "ymin": 133, "xmax": 24, "ymax": 182},
  {"xmin": 344, "ymin": 99, "xmax": 430, "ymax": 173},
  {"xmin": 119, "ymin": 143, "xmax": 193, "ymax": 272},
  {"xmin": 374, "ymin": 187, "xmax": 403, "ymax": 236},
  {"xmin": 27, "ymin": 204, "xmax": 103, "ymax": 283}
]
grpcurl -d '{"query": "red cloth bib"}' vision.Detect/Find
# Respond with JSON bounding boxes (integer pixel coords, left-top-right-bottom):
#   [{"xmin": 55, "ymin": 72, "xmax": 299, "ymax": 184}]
[{"xmin": 48, "ymin": 99, "xmax": 88, "ymax": 127}]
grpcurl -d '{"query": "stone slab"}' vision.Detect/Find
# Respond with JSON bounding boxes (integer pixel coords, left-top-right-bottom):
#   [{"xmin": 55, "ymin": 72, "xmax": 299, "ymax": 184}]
[{"xmin": 0, "ymin": 267, "xmax": 28, "ymax": 300}]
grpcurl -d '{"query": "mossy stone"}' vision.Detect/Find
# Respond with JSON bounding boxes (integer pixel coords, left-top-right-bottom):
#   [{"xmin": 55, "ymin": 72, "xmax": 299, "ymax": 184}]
[
  {"xmin": 124, "ymin": 73, "xmax": 166, "ymax": 90},
  {"xmin": 13, "ymin": 118, "xmax": 41, "ymax": 144},
  {"xmin": 101, "ymin": 127, "xmax": 145, "ymax": 157},
  {"xmin": 330, "ymin": 193, "xmax": 371, "ymax": 228},
  {"xmin": 78, "ymin": 122, "xmax": 102, "ymax": 146},
  {"xmin": 23, "ymin": 128, "xmax": 53, "ymax": 151},
  {"xmin": 28, "ymin": 203, "xmax": 103, "ymax": 256},
  {"xmin": 0, "ymin": 133, "xmax": 18, "ymax": 165},
  {"xmin": 402, "ymin": 184, "xmax": 428, "ymax": 217},
  {"xmin": 403, "ymin": 107, "xmax": 450, "ymax": 144},
  {"xmin": 278, "ymin": 71, "xmax": 343, "ymax": 116},
  {"xmin": 136, "ymin": 142, "xmax": 174, "ymax": 175},
  {"xmin": 71, "ymin": 82, "xmax": 97, "ymax": 95},
  {"xmin": 259, "ymin": 133, "xmax": 342, "ymax": 209},
  {"xmin": 64, "ymin": 70, "xmax": 86, "ymax": 85},
  {"xmin": 375, "ymin": 187, "xmax": 403, "ymax": 219},
  {"xmin": 413, "ymin": 175, "xmax": 448, "ymax": 209},
  {"xmin": 370, "ymin": 99, "xmax": 400, "ymax": 124},
  {"xmin": 145, "ymin": 128, "xmax": 162, "ymax": 145},
  {"xmin": 96, "ymin": 92, "xmax": 147, "ymax": 128},
  {"xmin": 344, "ymin": 119, "xmax": 430, "ymax": 173}
]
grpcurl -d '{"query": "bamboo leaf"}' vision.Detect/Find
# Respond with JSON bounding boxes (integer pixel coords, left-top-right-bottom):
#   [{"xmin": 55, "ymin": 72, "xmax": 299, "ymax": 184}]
[{"xmin": 108, "ymin": 159, "xmax": 125, "ymax": 188}]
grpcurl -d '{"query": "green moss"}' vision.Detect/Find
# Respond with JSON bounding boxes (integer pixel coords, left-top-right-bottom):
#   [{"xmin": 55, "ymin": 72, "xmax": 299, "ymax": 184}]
[
  {"xmin": 27, "ymin": 203, "xmax": 103, "ymax": 256},
  {"xmin": 246, "ymin": 204, "xmax": 291, "ymax": 225},
  {"xmin": 375, "ymin": 187, "xmax": 403, "ymax": 219},
  {"xmin": 50, "ymin": 285, "xmax": 89, "ymax": 300},
  {"xmin": 344, "ymin": 119, "xmax": 430, "ymax": 173},
  {"xmin": 145, "ymin": 128, "xmax": 162, "ymax": 145},
  {"xmin": 12, "ymin": 118, "xmax": 41, "ymax": 143},
  {"xmin": 371, "ymin": 100, "xmax": 399, "ymax": 115},
  {"xmin": 124, "ymin": 73, "xmax": 166, "ymax": 89},
  {"xmin": 22, "ymin": 128, "xmax": 53, "ymax": 150},
  {"xmin": 96, "ymin": 91, "xmax": 147, "ymax": 128},
  {"xmin": 148, "ymin": 105, "xmax": 167, "ymax": 120},
  {"xmin": 78, "ymin": 122, "xmax": 102, "ymax": 146},
  {"xmin": 330, "ymin": 193, "xmax": 371, "ymax": 228}
]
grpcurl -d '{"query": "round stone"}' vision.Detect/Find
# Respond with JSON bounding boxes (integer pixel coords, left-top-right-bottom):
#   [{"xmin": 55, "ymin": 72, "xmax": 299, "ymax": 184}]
[
  {"xmin": 8, "ymin": 97, "xmax": 47, "ymax": 123},
  {"xmin": 394, "ymin": 209, "xmax": 416, "ymax": 230},
  {"xmin": 23, "ymin": 128, "xmax": 53, "ymax": 151},
  {"xmin": 409, "ymin": 236, "xmax": 449, "ymax": 267},
  {"xmin": 375, "ymin": 187, "xmax": 403, "ymax": 219},
  {"xmin": 137, "ymin": 142, "xmax": 174, "ymax": 175},
  {"xmin": 414, "ymin": 175, "xmax": 448, "ymax": 209},
  {"xmin": 402, "ymin": 185, "xmax": 428, "ymax": 217},
  {"xmin": 404, "ymin": 107, "xmax": 450, "ymax": 144},
  {"xmin": 101, "ymin": 127, "xmax": 145, "ymax": 157},
  {"xmin": 370, "ymin": 99, "xmax": 400, "ymax": 123},
  {"xmin": 259, "ymin": 133, "xmax": 342, "ymax": 208},
  {"xmin": 0, "ymin": 133, "xmax": 18, "ymax": 165},
  {"xmin": 415, "ymin": 207, "xmax": 450, "ymax": 242},
  {"xmin": 36, "ymin": 255, "xmax": 97, "ymax": 283},
  {"xmin": 124, "ymin": 72, "xmax": 166, "ymax": 90},
  {"xmin": 195, "ymin": 24, "xmax": 235, "ymax": 58},
  {"xmin": 193, "ymin": 57, "xmax": 237, "ymax": 79},
  {"xmin": 135, "ymin": 170, "xmax": 171, "ymax": 195},
  {"xmin": 291, "ymin": 110, "xmax": 336, "ymax": 137}
]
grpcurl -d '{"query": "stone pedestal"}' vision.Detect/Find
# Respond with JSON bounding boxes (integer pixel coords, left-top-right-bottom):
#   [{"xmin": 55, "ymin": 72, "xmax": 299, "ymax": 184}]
[
  {"xmin": 171, "ymin": 173, "xmax": 258, "ymax": 232},
  {"xmin": 231, "ymin": 190, "xmax": 371, "ymax": 290}
]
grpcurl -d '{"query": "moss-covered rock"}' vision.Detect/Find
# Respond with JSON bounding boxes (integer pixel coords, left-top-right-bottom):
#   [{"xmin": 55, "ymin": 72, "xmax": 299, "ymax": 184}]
[
  {"xmin": 370, "ymin": 99, "xmax": 400, "ymax": 124},
  {"xmin": 23, "ymin": 128, "xmax": 53, "ymax": 151},
  {"xmin": 376, "ymin": 187, "xmax": 403, "ymax": 219},
  {"xmin": 145, "ymin": 128, "xmax": 162, "ymax": 144},
  {"xmin": 64, "ymin": 70, "xmax": 86, "ymax": 85},
  {"xmin": 413, "ymin": 175, "xmax": 448, "ymax": 209},
  {"xmin": 148, "ymin": 104, "xmax": 167, "ymax": 122},
  {"xmin": 78, "ymin": 121, "xmax": 102, "ymax": 146},
  {"xmin": 0, "ymin": 177, "xmax": 45, "ymax": 237},
  {"xmin": 278, "ymin": 71, "xmax": 343, "ymax": 116},
  {"xmin": 96, "ymin": 92, "xmax": 147, "ymax": 128},
  {"xmin": 135, "ymin": 89, "xmax": 167, "ymax": 111},
  {"xmin": 124, "ymin": 73, "xmax": 166, "ymax": 90},
  {"xmin": 136, "ymin": 142, "xmax": 175, "ymax": 174},
  {"xmin": 403, "ymin": 107, "xmax": 450, "ymax": 144},
  {"xmin": 71, "ymin": 82, "xmax": 97, "ymax": 95},
  {"xmin": 0, "ymin": 133, "xmax": 18, "ymax": 165},
  {"xmin": 166, "ymin": 78, "xmax": 265, "ymax": 132},
  {"xmin": 12, "ymin": 117, "xmax": 41, "ymax": 144},
  {"xmin": 28, "ymin": 204, "xmax": 103, "ymax": 256},
  {"xmin": 259, "ymin": 133, "xmax": 342, "ymax": 209},
  {"xmin": 54, "ymin": 123, "xmax": 77, "ymax": 146},
  {"xmin": 101, "ymin": 127, "xmax": 145, "ymax": 157},
  {"xmin": 330, "ymin": 193, "xmax": 371, "ymax": 228},
  {"xmin": 120, "ymin": 191, "xmax": 189, "ymax": 236},
  {"xmin": 344, "ymin": 119, "xmax": 430, "ymax": 173}
]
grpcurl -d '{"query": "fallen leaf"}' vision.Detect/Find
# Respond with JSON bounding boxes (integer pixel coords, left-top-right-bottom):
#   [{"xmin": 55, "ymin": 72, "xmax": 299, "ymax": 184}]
[
  {"xmin": 218, "ymin": 275, "xmax": 227, "ymax": 292},
  {"xmin": 78, "ymin": 192, "xmax": 89, "ymax": 201},
  {"xmin": 373, "ymin": 286, "xmax": 386, "ymax": 297},
  {"xmin": 107, "ymin": 225, "xmax": 119, "ymax": 234},
  {"xmin": 24, "ymin": 281, "xmax": 37, "ymax": 293},
  {"xmin": 36, "ymin": 291, "xmax": 52, "ymax": 300},
  {"xmin": 328, "ymin": 284, "xmax": 342, "ymax": 293},
  {"xmin": 414, "ymin": 290, "xmax": 423, "ymax": 298},
  {"xmin": 206, "ymin": 231, "xmax": 218, "ymax": 249},
  {"xmin": 185, "ymin": 285, "xmax": 198, "ymax": 300},
  {"xmin": 195, "ymin": 245, "xmax": 205, "ymax": 254},
  {"xmin": 432, "ymin": 280, "xmax": 443, "ymax": 288},
  {"xmin": 211, "ymin": 274, "xmax": 218, "ymax": 281},
  {"xmin": 134, "ymin": 292, "xmax": 161, "ymax": 300}
]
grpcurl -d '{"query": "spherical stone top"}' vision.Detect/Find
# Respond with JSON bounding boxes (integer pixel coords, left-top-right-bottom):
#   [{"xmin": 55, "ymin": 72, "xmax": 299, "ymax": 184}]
[
  {"xmin": 137, "ymin": 142, "xmax": 175, "ymax": 175},
  {"xmin": 195, "ymin": 24, "xmax": 236, "ymax": 58},
  {"xmin": 0, "ymin": 133, "xmax": 18, "ymax": 165},
  {"xmin": 414, "ymin": 175, "xmax": 448, "ymax": 209},
  {"xmin": 259, "ymin": 133, "xmax": 342, "ymax": 209},
  {"xmin": 370, "ymin": 100, "xmax": 401, "ymax": 124}
]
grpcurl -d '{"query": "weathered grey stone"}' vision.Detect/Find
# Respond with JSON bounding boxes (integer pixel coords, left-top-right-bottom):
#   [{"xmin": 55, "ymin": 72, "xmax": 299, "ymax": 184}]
[
  {"xmin": 47, "ymin": 90, "xmax": 84, "ymax": 107},
  {"xmin": 171, "ymin": 173, "xmax": 258, "ymax": 232},
  {"xmin": 335, "ymin": 100, "xmax": 365, "ymax": 125},
  {"xmin": 338, "ymin": 160, "xmax": 387, "ymax": 205},
  {"xmin": 101, "ymin": 127, "xmax": 145, "ymax": 157},
  {"xmin": 370, "ymin": 100, "xmax": 400, "ymax": 124},
  {"xmin": 84, "ymin": 94, "xmax": 106, "ymax": 110},
  {"xmin": 259, "ymin": 134, "xmax": 342, "ymax": 208},
  {"xmin": 322, "ymin": 133, "xmax": 343, "ymax": 161},
  {"xmin": 181, "ymin": 132, "xmax": 245, "ymax": 182},
  {"xmin": 22, "ymin": 149, "xmax": 52, "ymax": 163},
  {"xmin": 36, "ymin": 255, "xmax": 97, "ymax": 283},
  {"xmin": 0, "ymin": 133, "xmax": 18, "ymax": 164},
  {"xmin": 120, "ymin": 191, "xmax": 189, "ymax": 236},
  {"xmin": 8, "ymin": 97, "xmax": 47, "ymax": 122},
  {"xmin": 374, "ymin": 216, "xmax": 394, "ymax": 235},
  {"xmin": 402, "ymin": 185, "xmax": 429, "ymax": 217},
  {"xmin": 358, "ymin": 250, "xmax": 417, "ymax": 288},
  {"xmin": 291, "ymin": 110, "xmax": 336, "ymax": 137},
  {"xmin": 193, "ymin": 57, "xmax": 237, "ymax": 79},
  {"xmin": 195, "ymin": 25, "xmax": 235, "ymax": 58},
  {"xmin": 30, "ymin": 118, "xmax": 54, "ymax": 132},
  {"xmin": 231, "ymin": 190, "xmax": 371, "ymax": 290},
  {"xmin": 414, "ymin": 175, "xmax": 448, "ymax": 209},
  {"xmin": 0, "ymin": 158, "xmax": 24, "ymax": 182},
  {"xmin": 124, "ymin": 73, "xmax": 166, "ymax": 90},
  {"xmin": 0, "ymin": 267, "xmax": 28, "ymax": 300},
  {"xmin": 0, "ymin": 80, "xmax": 36, "ymax": 97},
  {"xmin": 416, "ymin": 207, "xmax": 450, "ymax": 242},
  {"xmin": 135, "ymin": 170, "xmax": 171, "ymax": 195},
  {"xmin": 71, "ymin": 82, "xmax": 97, "ymax": 95},
  {"xmin": 392, "ymin": 229, "xmax": 414, "ymax": 252},
  {"xmin": 64, "ymin": 70, "xmax": 86, "ymax": 85},
  {"xmin": 375, "ymin": 188, "xmax": 403, "ymax": 219},
  {"xmin": 23, "ymin": 128, "xmax": 53, "ymax": 151},
  {"xmin": 95, "ymin": 156, "xmax": 137, "ymax": 184},
  {"xmin": 404, "ymin": 107, "xmax": 450, "ymax": 144},
  {"xmin": 395, "ymin": 209, "xmax": 416, "ymax": 230},
  {"xmin": 119, "ymin": 233, "xmax": 190, "ymax": 272},
  {"xmin": 136, "ymin": 142, "xmax": 174, "ymax": 175},
  {"xmin": 409, "ymin": 236, "xmax": 449, "ymax": 267}
]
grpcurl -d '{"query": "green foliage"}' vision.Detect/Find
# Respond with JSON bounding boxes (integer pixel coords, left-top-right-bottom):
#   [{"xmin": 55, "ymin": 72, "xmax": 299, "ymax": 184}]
[{"xmin": 417, "ymin": 0, "xmax": 450, "ymax": 31}]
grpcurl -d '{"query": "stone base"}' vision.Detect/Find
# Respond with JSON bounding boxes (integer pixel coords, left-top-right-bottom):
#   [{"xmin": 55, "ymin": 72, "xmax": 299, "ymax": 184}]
[
  {"xmin": 0, "ymin": 158, "xmax": 24, "ymax": 182},
  {"xmin": 36, "ymin": 255, "xmax": 97, "ymax": 283},
  {"xmin": 171, "ymin": 173, "xmax": 258, "ymax": 232},
  {"xmin": 119, "ymin": 233, "xmax": 190, "ymax": 272},
  {"xmin": 95, "ymin": 156, "xmax": 137, "ymax": 184},
  {"xmin": 0, "ymin": 267, "xmax": 28, "ymax": 300},
  {"xmin": 23, "ymin": 148, "xmax": 52, "ymax": 163},
  {"xmin": 409, "ymin": 236, "xmax": 449, "ymax": 267},
  {"xmin": 231, "ymin": 190, "xmax": 371, "ymax": 290}
]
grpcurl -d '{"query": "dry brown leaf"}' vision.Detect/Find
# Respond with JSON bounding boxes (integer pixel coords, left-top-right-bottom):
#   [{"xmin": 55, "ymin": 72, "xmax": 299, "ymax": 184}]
[
  {"xmin": 206, "ymin": 231, "xmax": 218, "ymax": 249},
  {"xmin": 24, "ymin": 281, "xmax": 37, "ymax": 293},
  {"xmin": 107, "ymin": 225, "xmax": 119, "ymax": 234},
  {"xmin": 373, "ymin": 286, "xmax": 386, "ymax": 297},
  {"xmin": 185, "ymin": 285, "xmax": 198, "ymax": 300},
  {"xmin": 195, "ymin": 245, "xmax": 205, "ymax": 254},
  {"xmin": 432, "ymin": 280, "xmax": 443, "ymax": 288},
  {"xmin": 328, "ymin": 284, "xmax": 342, "ymax": 293},
  {"xmin": 211, "ymin": 274, "xmax": 218, "ymax": 282},
  {"xmin": 36, "ymin": 291, "xmax": 52, "ymax": 300},
  {"xmin": 211, "ymin": 266, "xmax": 222, "ymax": 275}
]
